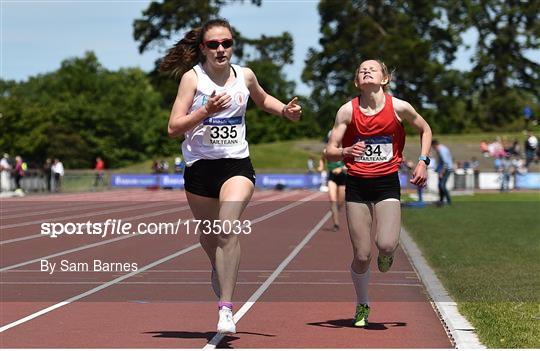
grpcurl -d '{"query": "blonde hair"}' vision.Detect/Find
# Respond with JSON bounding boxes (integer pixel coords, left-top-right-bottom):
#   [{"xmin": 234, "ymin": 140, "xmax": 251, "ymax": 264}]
[{"xmin": 354, "ymin": 59, "xmax": 393, "ymax": 92}]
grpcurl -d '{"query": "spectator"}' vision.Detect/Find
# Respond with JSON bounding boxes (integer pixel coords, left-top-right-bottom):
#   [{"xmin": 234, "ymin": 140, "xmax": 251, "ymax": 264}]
[
  {"xmin": 489, "ymin": 137, "xmax": 505, "ymax": 158},
  {"xmin": 43, "ymin": 158, "xmax": 52, "ymax": 192},
  {"xmin": 159, "ymin": 159, "xmax": 169, "ymax": 174},
  {"xmin": 507, "ymin": 138, "xmax": 521, "ymax": 156},
  {"xmin": 524, "ymin": 132, "xmax": 538, "ymax": 168},
  {"xmin": 307, "ymin": 157, "xmax": 315, "ymax": 174},
  {"xmin": 470, "ymin": 157, "xmax": 480, "ymax": 189},
  {"xmin": 151, "ymin": 160, "xmax": 159, "ymax": 174},
  {"xmin": 512, "ymin": 157, "xmax": 527, "ymax": 175},
  {"xmin": 94, "ymin": 157, "xmax": 105, "ymax": 187},
  {"xmin": 480, "ymin": 140, "xmax": 489, "ymax": 157},
  {"xmin": 14, "ymin": 156, "xmax": 25, "ymax": 192},
  {"xmin": 51, "ymin": 158, "xmax": 64, "ymax": 192},
  {"xmin": 499, "ymin": 154, "xmax": 513, "ymax": 192},
  {"xmin": 0, "ymin": 153, "xmax": 12, "ymax": 192},
  {"xmin": 174, "ymin": 156, "xmax": 185, "ymax": 174},
  {"xmin": 523, "ymin": 105, "xmax": 534, "ymax": 131},
  {"xmin": 432, "ymin": 140, "xmax": 453, "ymax": 206}
]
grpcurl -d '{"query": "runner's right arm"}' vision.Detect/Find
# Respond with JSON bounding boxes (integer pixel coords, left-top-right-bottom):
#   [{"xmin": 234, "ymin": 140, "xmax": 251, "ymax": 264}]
[{"xmin": 325, "ymin": 102, "xmax": 365, "ymax": 162}]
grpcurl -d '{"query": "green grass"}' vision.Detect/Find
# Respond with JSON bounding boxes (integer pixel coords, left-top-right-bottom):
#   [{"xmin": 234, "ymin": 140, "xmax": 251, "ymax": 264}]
[
  {"xmin": 402, "ymin": 192, "xmax": 540, "ymax": 348},
  {"xmin": 114, "ymin": 139, "xmax": 324, "ymax": 174},
  {"xmin": 110, "ymin": 131, "xmax": 540, "ymax": 174}
]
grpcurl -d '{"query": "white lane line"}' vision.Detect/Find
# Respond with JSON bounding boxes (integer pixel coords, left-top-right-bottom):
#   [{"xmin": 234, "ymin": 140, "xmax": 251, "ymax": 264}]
[
  {"xmin": 400, "ymin": 227, "xmax": 485, "ymax": 349},
  {"xmin": 1, "ymin": 201, "xmax": 137, "ymax": 220},
  {"xmin": 0, "ymin": 191, "xmax": 298, "ymax": 245},
  {"xmin": 0, "ymin": 234, "xmax": 43, "ymax": 245},
  {"xmin": 0, "ymin": 206, "xmax": 190, "ymax": 245},
  {"xmin": 8, "ymin": 269, "xmax": 416, "ymax": 274},
  {"xmin": 0, "ymin": 191, "xmax": 304, "ymax": 264},
  {"xmin": 0, "ymin": 204, "xmax": 190, "ymax": 271},
  {"xmin": 203, "ymin": 210, "xmax": 332, "ymax": 349},
  {"xmin": 0, "ymin": 202, "xmax": 175, "ymax": 230},
  {"xmin": 1, "ymin": 281, "xmax": 422, "ymax": 287},
  {"xmin": 0, "ymin": 192, "xmax": 320, "ymax": 333},
  {"xmin": 0, "ymin": 243, "xmax": 201, "ymax": 333}
]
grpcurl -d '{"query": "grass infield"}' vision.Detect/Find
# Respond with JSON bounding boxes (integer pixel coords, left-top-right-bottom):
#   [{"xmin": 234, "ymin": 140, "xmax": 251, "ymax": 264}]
[{"xmin": 402, "ymin": 192, "xmax": 540, "ymax": 348}]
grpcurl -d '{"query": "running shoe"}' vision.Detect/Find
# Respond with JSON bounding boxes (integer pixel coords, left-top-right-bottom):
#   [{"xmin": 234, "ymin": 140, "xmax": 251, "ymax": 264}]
[
  {"xmin": 353, "ymin": 303, "xmax": 370, "ymax": 327},
  {"xmin": 211, "ymin": 268, "xmax": 221, "ymax": 298},
  {"xmin": 217, "ymin": 307, "xmax": 236, "ymax": 334},
  {"xmin": 377, "ymin": 254, "xmax": 394, "ymax": 273}
]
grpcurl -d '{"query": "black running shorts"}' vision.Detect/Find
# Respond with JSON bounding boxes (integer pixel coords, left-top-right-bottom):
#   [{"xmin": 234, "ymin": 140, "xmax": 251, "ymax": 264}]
[
  {"xmin": 184, "ymin": 157, "xmax": 256, "ymax": 198},
  {"xmin": 327, "ymin": 172, "xmax": 347, "ymax": 186},
  {"xmin": 345, "ymin": 172, "xmax": 401, "ymax": 202}
]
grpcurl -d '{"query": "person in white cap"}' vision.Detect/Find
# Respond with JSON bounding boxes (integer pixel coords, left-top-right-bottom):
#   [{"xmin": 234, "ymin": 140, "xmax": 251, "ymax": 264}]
[{"xmin": 0, "ymin": 153, "xmax": 12, "ymax": 192}]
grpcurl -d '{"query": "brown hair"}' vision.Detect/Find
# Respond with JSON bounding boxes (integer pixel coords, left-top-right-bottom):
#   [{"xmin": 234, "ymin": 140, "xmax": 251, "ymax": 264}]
[
  {"xmin": 354, "ymin": 59, "xmax": 393, "ymax": 92},
  {"xmin": 159, "ymin": 18, "xmax": 233, "ymax": 78}
]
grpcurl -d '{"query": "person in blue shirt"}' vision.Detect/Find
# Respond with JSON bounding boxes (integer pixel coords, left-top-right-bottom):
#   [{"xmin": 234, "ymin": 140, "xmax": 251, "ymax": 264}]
[{"xmin": 431, "ymin": 140, "xmax": 453, "ymax": 205}]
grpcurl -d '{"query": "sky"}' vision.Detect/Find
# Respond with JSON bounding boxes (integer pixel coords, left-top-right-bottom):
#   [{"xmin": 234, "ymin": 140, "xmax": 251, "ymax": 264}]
[{"xmin": 2, "ymin": 0, "xmax": 478, "ymax": 96}]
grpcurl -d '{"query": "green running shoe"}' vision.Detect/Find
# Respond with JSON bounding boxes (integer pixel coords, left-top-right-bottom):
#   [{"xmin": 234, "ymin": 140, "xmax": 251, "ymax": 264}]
[
  {"xmin": 377, "ymin": 254, "xmax": 394, "ymax": 273},
  {"xmin": 354, "ymin": 303, "xmax": 370, "ymax": 327}
]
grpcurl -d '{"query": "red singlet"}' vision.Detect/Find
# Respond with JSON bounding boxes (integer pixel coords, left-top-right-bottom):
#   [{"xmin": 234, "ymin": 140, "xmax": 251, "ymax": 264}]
[{"xmin": 342, "ymin": 94, "xmax": 405, "ymax": 178}]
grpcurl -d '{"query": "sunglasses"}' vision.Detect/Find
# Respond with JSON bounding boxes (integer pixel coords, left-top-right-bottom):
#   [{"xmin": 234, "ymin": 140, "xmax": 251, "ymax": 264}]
[{"xmin": 204, "ymin": 39, "xmax": 234, "ymax": 50}]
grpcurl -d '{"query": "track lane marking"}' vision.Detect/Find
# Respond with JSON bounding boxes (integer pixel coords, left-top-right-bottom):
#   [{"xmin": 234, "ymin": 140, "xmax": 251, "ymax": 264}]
[
  {"xmin": 0, "ymin": 191, "xmax": 321, "ymax": 333},
  {"xmin": 0, "ymin": 191, "xmax": 298, "ymax": 245},
  {"xmin": 203, "ymin": 209, "xmax": 332, "ymax": 349}
]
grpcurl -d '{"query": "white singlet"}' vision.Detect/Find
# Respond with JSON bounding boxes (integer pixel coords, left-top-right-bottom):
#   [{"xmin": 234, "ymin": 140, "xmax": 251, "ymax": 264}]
[{"xmin": 182, "ymin": 63, "xmax": 250, "ymax": 166}]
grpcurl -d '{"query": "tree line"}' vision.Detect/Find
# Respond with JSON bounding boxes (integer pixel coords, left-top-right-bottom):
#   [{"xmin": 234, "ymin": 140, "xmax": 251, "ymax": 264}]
[{"xmin": 1, "ymin": 0, "xmax": 538, "ymax": 168}]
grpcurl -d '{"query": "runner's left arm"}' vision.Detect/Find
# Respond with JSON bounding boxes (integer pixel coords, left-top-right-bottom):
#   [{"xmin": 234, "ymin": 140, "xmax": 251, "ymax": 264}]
[
  {"xmin": 393, "ymin": 97, "xmax": 432, "ymax": 186},
  {"xmin": 244, "ymin": 67, "xmax": 301, "ymax": 121}
]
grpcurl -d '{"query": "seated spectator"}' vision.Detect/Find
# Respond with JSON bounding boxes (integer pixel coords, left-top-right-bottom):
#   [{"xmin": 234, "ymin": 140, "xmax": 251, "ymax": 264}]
[
  {"xmin": 506, "ymin": 138, "xmax": 521, "ymax": 156},
  {"xmin": 489, "ymin": 137, "xmax": 506, "ymax": 158},
  {"xmin": 480, "ymin": 140, "xmax": 489, "ymax": 157}
]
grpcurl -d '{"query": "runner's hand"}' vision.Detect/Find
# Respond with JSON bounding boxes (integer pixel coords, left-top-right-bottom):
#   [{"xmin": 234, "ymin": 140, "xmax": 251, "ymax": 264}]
[
  {"xmin": 343, "ymin": 141, "xmax": 365, "ymax": 158},
  {"xmin": 410, "ymin": 162, "xmax": 428, "ymax": 187},
  {"xmin": 204, "ymin": 90, "xmax": 232, "ymax": 115},
  {"xmin": 282, "ymin": 97, "xmax": 302, "ymax": 121}
]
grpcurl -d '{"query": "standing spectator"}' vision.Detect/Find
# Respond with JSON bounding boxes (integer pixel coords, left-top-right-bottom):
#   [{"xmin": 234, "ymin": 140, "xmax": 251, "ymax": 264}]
[
  {"xmin": 14, "ymin": 156, "xmax": 25, "ymax": 192},
  {"xmin": 432, "ymin": 140, "xmax": 453, "ymax": 206},
  {"xmin": 524, "ymin": 132, "xmax": 538, "ymax": 168},
  {"xmin": 151, "ymin": 160, "xmax": 159, "ymax": 174},
  {"xmin": 0, "ymin": 153, "xmax": 12, "ymax": 192},
  {"xmin": 43, "ymin": 158, "xmax": 52, "ymax": 192},
  {"xmin": 94, "ymin": 157, "xmax": 105, "ymax": 187},
  {"xmin": 523, "ymin": 105, "xmax": 534, "ymax": 131},
  {"xmin": 51, "ymin": 158, "xmax": 64, "ymax": 192},
  {"xmin": 499, "ymin": 154, "xmax": 513, "ymax": 192},
  {"xmin": 470, "ymin": 156, "xmax": 480, "ymax": 189},
  {"xmin": 307, "ymin": 157, "xmax": 316, "ymax": 174}
]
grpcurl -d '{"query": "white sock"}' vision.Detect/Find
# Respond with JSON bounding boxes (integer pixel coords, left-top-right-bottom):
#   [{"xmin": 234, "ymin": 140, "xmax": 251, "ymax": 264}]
[{"xmin": 350, "ymin": 267, "xmax": 370, "ymax": 305}]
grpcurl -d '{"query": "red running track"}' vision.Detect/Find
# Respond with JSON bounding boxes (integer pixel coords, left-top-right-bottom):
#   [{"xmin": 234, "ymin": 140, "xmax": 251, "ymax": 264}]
[{"xmin": 0, "ymin": 189, "xmax": 452, "ymax": 348}]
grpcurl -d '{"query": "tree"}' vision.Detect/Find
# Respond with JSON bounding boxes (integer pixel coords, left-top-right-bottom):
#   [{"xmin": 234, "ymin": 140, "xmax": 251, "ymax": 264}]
[
  {"xmin": 303, "ymin": 0, "xmax": 468, "ymax": 133},
  {"xmin": 447, "ymin": 0, "xmax": 540, "ymax": 129},
  {"xmin": 0, "ymin": 52, "xmax": 172, "ymax": 168}
]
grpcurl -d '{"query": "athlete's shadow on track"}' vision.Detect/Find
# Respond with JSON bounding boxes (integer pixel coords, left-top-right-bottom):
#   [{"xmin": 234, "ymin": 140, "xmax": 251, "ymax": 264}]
[
  {"xmin": 307, "ymin": 319, "xmax": 406, "ymax": 330},
  {"xmin": 144, "ymin": 331, "xmax": 275, "ymax": 348}
]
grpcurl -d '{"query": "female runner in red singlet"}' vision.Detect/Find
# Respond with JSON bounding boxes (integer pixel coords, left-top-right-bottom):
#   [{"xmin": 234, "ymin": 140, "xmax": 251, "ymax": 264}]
[{"xmin": 325, "ymin": 59, "xmax": 432, "ymax": 327}]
